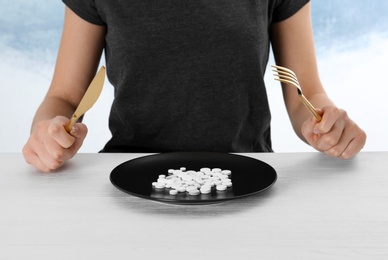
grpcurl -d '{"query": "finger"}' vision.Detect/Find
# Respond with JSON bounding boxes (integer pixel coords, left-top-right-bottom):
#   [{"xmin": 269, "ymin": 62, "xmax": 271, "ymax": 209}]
[
  {"xmin": 34, "ymin": 121, "xmax": 70, "ymax": 170},
  {"xmin": 23, "ymin": 137, "xmax": 63, "ymax": 172},
  {"xmin": 43, "ymin": 135, "xmax": 74, "ymax": 164},
  {"xmin": 326, "ymin": 124, "xmax": 367, "ymax": 159},
  {"xmin": 70, "ymin": 123, "xmax": 88, "ymax": 139},
  {"xmin": 323, "ymin": 130, "xmax": 351, "ymax": 158},
  {"xmin": 37, "ymin": 129, "xmax": 68, "ymax": 170},
  {"xmin": 301, "ymin": 117, "xmax": 321, "ymax": 150},
  {"xmin": 39, "ymin": 122, "xmax": 87, "ymax": 168},
  {"xmin": 29, "ymin": 151, "xmax": 62, "ymax": 173},
  {"xmin": 313, "ymin": 107, "xmax": 341, "ymax": 135},
  {"xmin": 23, "ymin": 144, "xmax": 48, "ymax": 172},
  {"xmin": 339, "ymin": 132, "xmax": 367, "ymax": 159},
  {"xmin": 67, "ymin": 123, "xmax": 88, "ymax": 157},
  {"xmin": 316, "ymin": 119, "xmax": 346, "ymax": 152},
  {"xmin": 48, "ymin": 116, "xmax": 76, "ymax": 149}
]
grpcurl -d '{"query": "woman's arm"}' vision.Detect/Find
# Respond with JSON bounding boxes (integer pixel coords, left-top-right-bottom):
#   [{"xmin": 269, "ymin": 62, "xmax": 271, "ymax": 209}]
[
  {"xmin": 270, "ymin": 3, "xmax": 366, "ymax": 159},
  {"xmin": 32, "ymin": 7, "xmax": 106, "ymax": 126},
  {"xmin": 23, "ymin": 7, "xmax": 106, "ymax": 172}
]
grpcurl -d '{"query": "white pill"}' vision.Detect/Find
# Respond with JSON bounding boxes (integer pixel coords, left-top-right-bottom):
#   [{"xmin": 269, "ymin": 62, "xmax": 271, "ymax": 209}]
[
  {"xmin": 171, "ymin": 181, "xmax": 182, "ymax": 187},
  {"xmin": 200, "ymin": 186, "xmax": 212, "ymax": 194},
  {"xmin": 201, "ymin": 184, "xmax": 212, "ymax": 189},
  {"xmin": 182, "ymin": 176, "xmax": 193, "ymax": 181},
  {"xmin": 213, "ymin": 180, "xmax": 222, "ymax": 186},
  {"xmin": 152, "ymin": 166, "xmax": 232, "ymax": 196},
  {"xmin": 174, "ymin": 170, "xmax": 183, "ymax": 175},
  {"xmin": 189, "ymin": 189, "xmax": 200, "ymax": 196},
  {"xmin": 177, "ymin": 187, "xmax": 186, "ymax": 193},
  {"xmin": 216, "ymin": 184, "xmax": 227, "ymax": 191},
  {"xmin": 169, "ymin": 190, "xmax": 178, "ymax": 195},
  {"xmin": 186, "ymin": 186, "xmax": 197, "ymax": 192},
  {"xmin": 154, "ymin": 183, "xmax": 166, "ymax": 189},
  {"xmin": 222, "ymin": 170, "xmax": 232, "ymax": 175},
  {"xmin": 223, "ymin": 182, "xmax": 233, "ymax": 188},
  {"xmin": 157, "ymin": 178, "xmax": 167, "ymax": 184},
  {"xmin": 213, "ymin": 172, "xmax": 223, "ymax": 177},
  {"xmin": 196, "ymin": 179, "xmax": 205, "ymax": 185}
]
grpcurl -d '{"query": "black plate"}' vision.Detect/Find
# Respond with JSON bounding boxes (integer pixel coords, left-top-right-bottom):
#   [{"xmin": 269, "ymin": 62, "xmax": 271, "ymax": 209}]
[{"xmin": 110, "ymin": 152, "xmax": 277, "ymax": 205}]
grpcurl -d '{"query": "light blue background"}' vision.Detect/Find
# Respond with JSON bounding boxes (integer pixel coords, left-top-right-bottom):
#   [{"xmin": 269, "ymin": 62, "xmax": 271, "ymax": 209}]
[{"xmin": 1, "ymin": 0, "xmax": 387, "ymax": 152}]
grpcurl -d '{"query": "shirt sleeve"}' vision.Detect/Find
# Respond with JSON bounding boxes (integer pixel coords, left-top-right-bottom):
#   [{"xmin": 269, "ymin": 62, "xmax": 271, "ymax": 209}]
[
  {"xmin": 62, "ymin": 0, "xmax": 106, "ymax": 25},
  {"xmin": 272, "ymin": 0, "xmax": 310, "ymax": 23}
]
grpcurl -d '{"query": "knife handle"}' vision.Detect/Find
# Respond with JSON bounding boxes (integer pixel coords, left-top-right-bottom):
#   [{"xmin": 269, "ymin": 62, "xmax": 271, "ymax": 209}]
[{"xmin": 65, "ymin": 114, "xmax": 78, "ymax": 133}]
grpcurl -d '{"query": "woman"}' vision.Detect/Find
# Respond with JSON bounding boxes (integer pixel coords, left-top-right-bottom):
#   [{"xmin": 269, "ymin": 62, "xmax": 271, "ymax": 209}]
[{"xmin": 23, "ymin": 0, "xmax": 366, "ymax": 172}]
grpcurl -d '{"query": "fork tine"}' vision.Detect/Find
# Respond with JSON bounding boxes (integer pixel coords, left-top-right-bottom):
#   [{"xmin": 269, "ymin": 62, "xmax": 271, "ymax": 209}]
[
  {"xmin": 273, "ymin": 74, "xmax": 299, "ymax": 86},
  {"xmin": 272, "ymin": 65, "xmax": 298, "ymax": 78},
  {"xmin": 272, "ymin": 66, "xmax": 299, "ymax": 82},
  {"xmin": 272, "ymin": 66, "xmax": 298, "ymax": 81},
  {"xmin": 272, "ymin": 64, "xmax": 301, "ymax": 92},
  {"xmin": 272, "ymin": 67, "xmax": 299, "ymax": 84},
  {"xmin": 272, "ymin": 64, "xmax": 322, "ymax": 122},
  {"xmin": 274, "ymin": 78, "xmax": 302, "ymax": 95},
  {"xmin": 273, "ymin": 70, "xmax": 298, "ymax": 82}
]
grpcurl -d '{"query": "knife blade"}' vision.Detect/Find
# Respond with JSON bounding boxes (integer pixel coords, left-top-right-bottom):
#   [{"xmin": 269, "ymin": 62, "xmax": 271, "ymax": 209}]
[{"xmin": 65, "ymin": 66, "xmax": 106, "ymax": 133}]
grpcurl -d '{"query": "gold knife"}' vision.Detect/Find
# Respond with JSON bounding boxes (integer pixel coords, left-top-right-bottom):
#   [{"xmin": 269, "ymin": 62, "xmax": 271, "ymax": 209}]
[{"xmin": 65, "ymin": 66, "xmax": 106, "ymax": 133}]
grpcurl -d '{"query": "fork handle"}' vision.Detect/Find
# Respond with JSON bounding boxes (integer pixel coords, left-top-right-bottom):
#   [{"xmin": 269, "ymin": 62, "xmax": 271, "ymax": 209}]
[{"xmin": 299, "ymin": 95, "xmax": 322, "ymax": 122}]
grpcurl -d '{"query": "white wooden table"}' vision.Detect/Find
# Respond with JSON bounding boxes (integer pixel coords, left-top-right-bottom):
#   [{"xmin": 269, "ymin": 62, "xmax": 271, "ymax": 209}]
[{"xmin": 1, "ymin": 152, "xmax": 387, "ymax": 260}]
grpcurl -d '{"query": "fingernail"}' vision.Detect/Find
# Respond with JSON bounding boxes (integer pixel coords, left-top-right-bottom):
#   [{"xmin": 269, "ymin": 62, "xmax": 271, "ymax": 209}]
[
  {"xmin": 70, "ymin": 125, "xmax": 78, "ymax": 135},
  {"xmin": 313, "ymin": 128, "xmax": 320, "ymax": 135}
]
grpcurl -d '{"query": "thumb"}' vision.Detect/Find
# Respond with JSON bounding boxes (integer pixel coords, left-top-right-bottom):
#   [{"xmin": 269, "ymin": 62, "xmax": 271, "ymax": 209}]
[
  {"xmin": 67, "ymin": 123, "xmax": 88, "ymax": 156},
  {"xmin": 70, "ymin": 123, "xmax": 88, "ymax": 140}
]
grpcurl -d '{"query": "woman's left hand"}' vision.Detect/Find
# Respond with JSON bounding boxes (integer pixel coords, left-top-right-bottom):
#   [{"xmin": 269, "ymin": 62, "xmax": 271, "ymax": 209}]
[{"xmin": 301, "ymin": 106, "xmax": 367, "ymax": 159}]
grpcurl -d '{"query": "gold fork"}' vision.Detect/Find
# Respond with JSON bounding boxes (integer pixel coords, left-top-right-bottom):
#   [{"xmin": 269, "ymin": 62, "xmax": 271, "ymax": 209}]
[{"xmin": 272, "ymin": 65, "xmax": 322, "ymax": 122}]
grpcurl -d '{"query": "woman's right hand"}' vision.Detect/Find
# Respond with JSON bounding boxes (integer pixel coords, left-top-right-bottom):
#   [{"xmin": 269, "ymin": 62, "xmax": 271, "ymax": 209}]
[{"xmin": 22, "ymin": 116, "xmax": 88, "ymax": 172}]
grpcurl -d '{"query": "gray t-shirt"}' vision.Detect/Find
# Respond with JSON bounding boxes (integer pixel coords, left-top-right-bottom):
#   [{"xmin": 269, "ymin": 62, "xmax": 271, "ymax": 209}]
[{"xmin": 62, "ymin": 0, "xmax": 309, "ymax": 153}]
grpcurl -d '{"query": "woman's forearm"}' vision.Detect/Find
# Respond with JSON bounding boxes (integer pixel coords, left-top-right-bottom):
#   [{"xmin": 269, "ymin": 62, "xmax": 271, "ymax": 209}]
[{"xmin": 30, "ymin": 95, "xmax": 76, "ymax": 133}]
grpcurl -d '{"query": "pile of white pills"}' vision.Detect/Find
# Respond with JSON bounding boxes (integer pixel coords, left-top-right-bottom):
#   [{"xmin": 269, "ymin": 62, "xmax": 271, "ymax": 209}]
[{"xmin": 152, "ymin": 167, "xmax": 232, "ymax": 196}]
